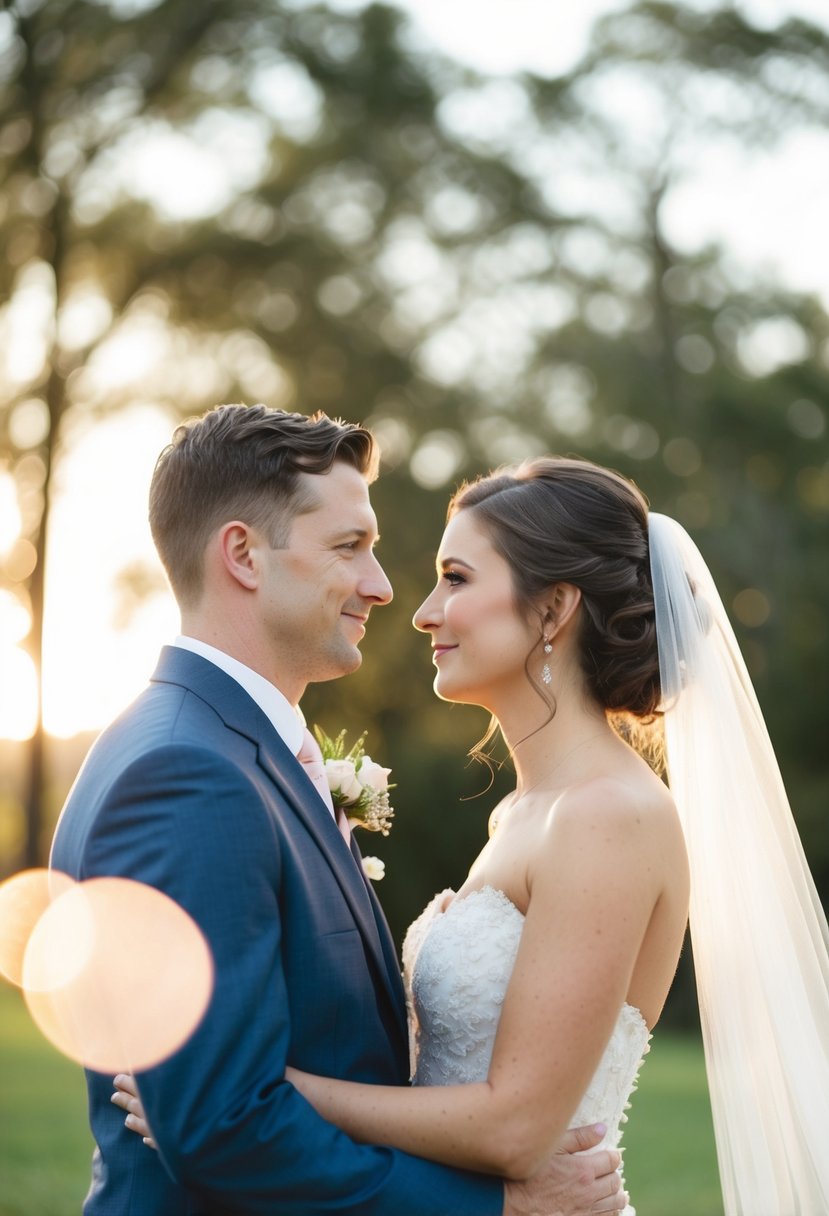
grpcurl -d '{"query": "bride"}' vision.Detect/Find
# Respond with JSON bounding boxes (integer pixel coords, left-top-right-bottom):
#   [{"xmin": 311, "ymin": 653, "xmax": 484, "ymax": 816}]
[{"xmin": 118, "ymin": 456, "xmax": 829, "ymax": 1214}]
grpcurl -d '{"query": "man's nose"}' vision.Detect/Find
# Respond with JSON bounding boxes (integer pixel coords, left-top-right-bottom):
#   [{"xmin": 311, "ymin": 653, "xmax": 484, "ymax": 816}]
[{"xmin": 361, "ymin": 553, "xmax": 393, "ymax": 604}]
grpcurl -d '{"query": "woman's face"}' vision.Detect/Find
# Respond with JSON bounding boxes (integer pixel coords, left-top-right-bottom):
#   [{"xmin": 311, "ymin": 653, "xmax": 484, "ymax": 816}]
[{"xmin": 413, "ymin": 509, "xmax": 539, "ymax": 712}]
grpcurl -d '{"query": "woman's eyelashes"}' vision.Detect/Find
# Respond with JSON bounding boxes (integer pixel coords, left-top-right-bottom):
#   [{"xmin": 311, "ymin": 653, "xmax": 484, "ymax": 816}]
[{"xmin": 442, "ymin": 569, "xmax": 467, "ymax": 587}]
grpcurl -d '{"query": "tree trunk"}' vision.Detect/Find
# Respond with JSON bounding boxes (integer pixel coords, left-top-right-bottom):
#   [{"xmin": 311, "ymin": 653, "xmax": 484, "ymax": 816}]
[
  {"xmin": 21, "ymin": 346, "xmax": 67, "ymax": 866},
  {"xmin": 15, "ymin": 6, "xmax": 69, "ymax": 868}
]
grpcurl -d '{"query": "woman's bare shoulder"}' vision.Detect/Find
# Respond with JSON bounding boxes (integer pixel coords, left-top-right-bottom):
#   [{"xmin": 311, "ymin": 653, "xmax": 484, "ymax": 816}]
[{"xmin": 549, "ymin": 766, "xmax": 681, "ymax": 848}]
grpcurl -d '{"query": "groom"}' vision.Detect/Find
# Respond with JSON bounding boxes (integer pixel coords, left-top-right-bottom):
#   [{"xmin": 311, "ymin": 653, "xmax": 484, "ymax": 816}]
[{"xmin": 51, "ymin": 404, "xmax": 625, "ymax": 1215}]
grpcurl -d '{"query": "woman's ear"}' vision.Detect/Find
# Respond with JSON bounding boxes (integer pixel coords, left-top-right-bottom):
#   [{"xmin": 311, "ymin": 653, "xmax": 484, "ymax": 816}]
[
  {"xmin": 216, "ymin": 521, "xmax": 259, "ymax": 590},
  {"xmin": 543, "ymin": 583, "xmax": 582, "ymax": 638}
]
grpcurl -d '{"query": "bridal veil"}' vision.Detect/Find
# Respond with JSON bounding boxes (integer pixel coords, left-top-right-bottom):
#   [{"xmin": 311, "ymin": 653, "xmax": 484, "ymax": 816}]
[{"xmin": 649, "ymin": 513, "xmax": 829, "ymax": 1215}]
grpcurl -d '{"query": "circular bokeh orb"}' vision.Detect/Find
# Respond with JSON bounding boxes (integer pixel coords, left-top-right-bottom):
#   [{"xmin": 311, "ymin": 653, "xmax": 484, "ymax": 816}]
[
  {"xmin": 0, "ymin": 868, "xmax": 76, "ymax": 987},
  {"xmin": 23, "ymin": 876, "xmax": 214, "ymax": 1073}
]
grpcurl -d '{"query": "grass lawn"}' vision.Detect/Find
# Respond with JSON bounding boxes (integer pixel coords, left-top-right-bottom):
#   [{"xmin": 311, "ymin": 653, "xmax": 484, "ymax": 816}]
[
  {"xmin": 623, "ymin": 1032, "xmax": 724, "ymax": 1214},
  {"xmin": 0, "ymin": 980, "xmax": 723, "ymax": 1215},
  {"xmin": 0, "ymin": 982, "xmax": 92, "ymax": 1216}
]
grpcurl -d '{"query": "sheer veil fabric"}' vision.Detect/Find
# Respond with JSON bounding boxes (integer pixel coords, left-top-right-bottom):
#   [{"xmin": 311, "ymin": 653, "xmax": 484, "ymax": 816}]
[{"xmin": 648, "ymin": 513, "xmax": 829, "ymax": 1214}]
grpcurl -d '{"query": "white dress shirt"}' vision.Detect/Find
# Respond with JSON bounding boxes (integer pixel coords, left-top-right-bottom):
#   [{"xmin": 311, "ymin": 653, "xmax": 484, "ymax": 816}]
[{"xmin": 172, "ymin": 636, "xmax": 336, "ymax": 822}]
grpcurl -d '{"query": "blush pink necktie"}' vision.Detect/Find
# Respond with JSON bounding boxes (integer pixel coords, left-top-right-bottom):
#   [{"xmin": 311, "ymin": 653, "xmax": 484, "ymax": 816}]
[{"xmin": 298, "ymin": 728, "xmax": 352, "ymax": 844}]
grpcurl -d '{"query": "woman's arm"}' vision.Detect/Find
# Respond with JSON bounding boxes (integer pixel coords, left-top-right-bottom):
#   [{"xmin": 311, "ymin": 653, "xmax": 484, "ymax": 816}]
[
  {"xmin": 289, "ymin": 783, "xmax": 668, "ymax": 1179},
  {"xmin": 114, "ymin": 781, "xmax": 671, "ymax": 1179}
]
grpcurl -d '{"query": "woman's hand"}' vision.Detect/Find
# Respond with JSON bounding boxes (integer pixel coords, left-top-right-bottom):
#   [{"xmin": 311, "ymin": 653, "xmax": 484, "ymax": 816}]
[{"xmin": 111, "ymin": 1074, "xmax": 157, "ymax": 1149}]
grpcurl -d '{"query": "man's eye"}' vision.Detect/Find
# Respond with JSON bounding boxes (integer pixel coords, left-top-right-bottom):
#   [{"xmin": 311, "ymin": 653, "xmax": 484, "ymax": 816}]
[{"xmin": 338, "ymin": 542, "xmax": 359, "ymax": 551}]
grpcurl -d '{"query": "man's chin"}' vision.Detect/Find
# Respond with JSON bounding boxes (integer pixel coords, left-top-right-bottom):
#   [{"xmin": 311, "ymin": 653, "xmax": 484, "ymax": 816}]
[
  {"xmin": 310, "ymin": 646, "xmax": 362, "ymax": 684},
  {"xmin": 341, "ymin": 645, "xmax": 363, "ymax": 673}
]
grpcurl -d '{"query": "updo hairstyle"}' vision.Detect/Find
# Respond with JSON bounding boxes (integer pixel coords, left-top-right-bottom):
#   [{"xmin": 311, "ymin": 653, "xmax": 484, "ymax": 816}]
[{"xmin": 449, "ymin": 456, "xmax": 662, "ymax": 722}]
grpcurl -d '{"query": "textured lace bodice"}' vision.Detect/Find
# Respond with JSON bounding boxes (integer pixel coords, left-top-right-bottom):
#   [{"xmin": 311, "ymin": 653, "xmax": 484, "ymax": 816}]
[{"xmin": 402, "ymin": 886, "xmax": 651, "ymax": 1214}]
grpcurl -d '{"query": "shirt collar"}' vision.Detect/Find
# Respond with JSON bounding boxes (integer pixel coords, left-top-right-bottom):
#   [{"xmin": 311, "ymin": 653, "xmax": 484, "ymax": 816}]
[{"xmin": 173, "ymin": 635, "xmax": 305, "ymax": 756}]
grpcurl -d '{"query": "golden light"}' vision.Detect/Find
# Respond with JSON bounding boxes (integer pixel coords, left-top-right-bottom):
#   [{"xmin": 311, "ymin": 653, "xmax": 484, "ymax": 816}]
[
  {"xmin": 3, "ymin": 537, "xmax": 37, "ymax": 582},
  {"xmin": 8, "ymin": 397, "xmax": 50, "ymax": 450},
  {"xmin": 40, "ymin": 406, "xmax": 178, "ymax": 739},
  {"xmin": 0, "ymin": 868, "xmax": 75, "ymax": 987},
  {"xmin": 0, "ymin": 472, "xmax": 21, "ymax": 553},
  {"xmin": 0, "ymin": 589, "xmax": 30, "ymax": 642},
  {"xmin": 1, "ymin": 406, "xmax": 183, "ymax": 743},
  {"xmin": 1, "ymin": 262, "xmax": 53, "ymax": 385},
  {"xmin": 23, "ymin": 876, "xmax": 214, "ymax": 1073},
  {"xmin": 0, "ymin": 643, "xmax": 37, "ymax": 740}
]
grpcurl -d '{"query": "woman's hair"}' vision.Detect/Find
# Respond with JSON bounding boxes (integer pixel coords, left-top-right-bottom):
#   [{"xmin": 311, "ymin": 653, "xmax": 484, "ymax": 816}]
[
  {"xmin": 449, "ymin": 457, "xmax": 662, "ymax": 751},
  {"xmin": 149, "ymin": 403, "xmax": 377, "ymax": 605}
]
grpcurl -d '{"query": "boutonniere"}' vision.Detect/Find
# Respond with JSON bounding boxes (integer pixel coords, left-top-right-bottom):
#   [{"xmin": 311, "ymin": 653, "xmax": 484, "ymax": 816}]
[
  {"xmin": 360, "ymin": 856, "xmax": 386, "ymax": 882},
  {"xmin": 313, "ymin": 726, "xmax": 395, "ymax": 837}
]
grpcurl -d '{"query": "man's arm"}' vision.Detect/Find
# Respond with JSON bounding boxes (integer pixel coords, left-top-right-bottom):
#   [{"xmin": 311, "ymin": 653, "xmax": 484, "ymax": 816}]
[
  {"xmin": 84, "ymin": 742, "xmax": 504, "ymax": 1216},
  {"xmin": 115, "ymin": 1077, "xmax": 626, "ymax": 1216}
]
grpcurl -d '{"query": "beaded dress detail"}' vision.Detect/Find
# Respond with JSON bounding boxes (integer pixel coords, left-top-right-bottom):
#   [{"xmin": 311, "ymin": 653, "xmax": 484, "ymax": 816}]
[{"xmin": 402, "ymin": 886, "xmax": 651, "ymax": 1215}]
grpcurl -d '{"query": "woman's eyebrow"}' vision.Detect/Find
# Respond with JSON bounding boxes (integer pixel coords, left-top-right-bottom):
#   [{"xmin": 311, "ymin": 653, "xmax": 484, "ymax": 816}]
[{"xmin": 438, "ymin": 556, "xmax": 475, "ymax": 571}]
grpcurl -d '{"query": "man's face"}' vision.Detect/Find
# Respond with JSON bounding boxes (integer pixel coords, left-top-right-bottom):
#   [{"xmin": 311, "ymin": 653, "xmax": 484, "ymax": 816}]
[{"xmin": 255, "ymin": 461, "xmax": 392, "ymax": 694}]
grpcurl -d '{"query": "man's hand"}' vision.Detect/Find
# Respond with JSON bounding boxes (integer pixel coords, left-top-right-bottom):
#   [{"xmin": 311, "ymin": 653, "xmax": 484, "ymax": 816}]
[
  {"xmin": 112, "ymin": 1074, "xmax": 157, "ymax": 1150},
  {"xmin": 503, "ymin": 1124, "xmax": 626, "ymax": 1216}
]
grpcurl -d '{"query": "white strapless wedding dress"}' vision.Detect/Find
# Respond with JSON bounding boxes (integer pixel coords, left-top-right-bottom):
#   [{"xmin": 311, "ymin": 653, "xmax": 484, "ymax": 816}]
[{"xmin": 402, "ymin": 885, "xmax": 651, "ymax": 1216}]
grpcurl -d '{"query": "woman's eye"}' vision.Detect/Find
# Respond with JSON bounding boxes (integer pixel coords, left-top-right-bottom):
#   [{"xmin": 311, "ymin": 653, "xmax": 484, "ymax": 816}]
[{"xmin": 442, "ymin": 570, "xmax": 466, "ymax": 586}]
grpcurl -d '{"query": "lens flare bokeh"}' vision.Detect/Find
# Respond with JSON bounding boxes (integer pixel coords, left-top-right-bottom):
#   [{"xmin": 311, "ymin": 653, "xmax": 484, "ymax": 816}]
[{"xmin": 1, "ymin": 869, "xmax": 213, "ymax": 1073}]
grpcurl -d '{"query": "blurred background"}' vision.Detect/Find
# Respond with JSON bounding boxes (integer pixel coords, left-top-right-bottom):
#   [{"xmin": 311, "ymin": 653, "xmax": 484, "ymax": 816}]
[{"xmin": 1, "ymin": 0, "xmax": 827, "ymax": 1211}]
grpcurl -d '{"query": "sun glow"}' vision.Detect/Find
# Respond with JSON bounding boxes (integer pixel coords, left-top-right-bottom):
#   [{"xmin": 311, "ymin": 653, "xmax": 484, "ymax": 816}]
[
  {"xmin": 0, "ymin": 474, "xmax": 22, "ymax": 552},
  {"xmin": 0, "ymin": 405, "xmax": 179, "ymax": 742}
]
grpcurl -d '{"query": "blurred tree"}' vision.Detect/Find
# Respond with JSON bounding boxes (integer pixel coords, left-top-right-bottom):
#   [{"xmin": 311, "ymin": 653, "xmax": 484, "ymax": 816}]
[
  {"xmin": 307, "ymin": 2, "xmax": 829, "ymax": 1011},
  {"xmin": 0, "ymin": 1, "xmax": 827, "ymax": 1035},
  {"xmin": 0, "ymin": 0, "xmax": 546, "ymax": 865}
]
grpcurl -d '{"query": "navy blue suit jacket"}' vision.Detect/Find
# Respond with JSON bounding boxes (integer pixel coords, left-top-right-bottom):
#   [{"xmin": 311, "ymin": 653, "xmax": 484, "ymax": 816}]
[{"xmin": 51, "ymin": 647, "xmax": 503, "ymax": 1215}]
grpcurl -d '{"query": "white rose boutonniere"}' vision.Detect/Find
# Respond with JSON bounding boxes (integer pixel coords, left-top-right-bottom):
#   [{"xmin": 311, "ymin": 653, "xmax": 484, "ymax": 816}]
[
  {"xmin": 361, "ymin": 856, "xmax": 386, "ymax": 882},
  {"xmin": 323, "ymin": 758, "xmax": 363, "ymax": 804},
  {"xmin": 313, "ymin": 726, "xmax": 395, "ymax": 837}
]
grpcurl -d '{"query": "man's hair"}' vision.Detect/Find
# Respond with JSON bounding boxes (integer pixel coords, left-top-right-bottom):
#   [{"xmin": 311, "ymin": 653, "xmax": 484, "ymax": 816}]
[{"xmin": 149, "ymin": 403, "xmax": 378, "ymax": 604}]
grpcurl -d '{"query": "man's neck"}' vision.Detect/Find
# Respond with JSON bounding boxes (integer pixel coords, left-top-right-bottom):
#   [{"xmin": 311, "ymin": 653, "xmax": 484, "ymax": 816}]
[
  {"xmin": 174, "ymin": 635, "xmax": 307, "ymax": 754},
  {"xmin": 177, "ymin": 623, "xmax": 304, "ymax": 706},
  {"xmin": 177, "ymin": 612, "xmax": 303, "ymax": 710}
]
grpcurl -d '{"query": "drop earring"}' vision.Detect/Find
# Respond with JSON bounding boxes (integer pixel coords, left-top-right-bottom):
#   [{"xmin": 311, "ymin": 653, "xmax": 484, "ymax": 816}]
[{"xmin": 541, "ymin": 638, "xmax": 553, "ymax": 685}]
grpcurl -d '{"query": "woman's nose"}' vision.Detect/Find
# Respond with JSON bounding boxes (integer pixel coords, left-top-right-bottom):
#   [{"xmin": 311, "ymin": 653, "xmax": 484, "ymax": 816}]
[{"xmin": 413, "ymin": 585, "xmax": 442, "ymax": 633}]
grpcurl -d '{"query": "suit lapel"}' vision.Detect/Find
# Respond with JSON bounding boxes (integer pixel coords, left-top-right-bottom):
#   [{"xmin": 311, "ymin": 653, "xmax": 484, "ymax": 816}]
[
  {"xmin": 151, "ymin": 647, "xmax": 407, "ymax": 1048},
  {"xmin": 348, "ymin": 833, "xmax": 409, "ymax": 1046},
  {"xmin": 253, "ymin": 733, "xmax": 395, "ymax": 983}
]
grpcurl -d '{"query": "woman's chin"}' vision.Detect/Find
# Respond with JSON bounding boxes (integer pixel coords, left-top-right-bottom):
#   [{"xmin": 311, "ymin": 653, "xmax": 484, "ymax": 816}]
[
  {"xmin": 432, "ymin": 672, "xmax": 455, "ymax": 702},
  {"xmin": 432, "ymin": 673, "xmax": 476, "ymax": 706}
]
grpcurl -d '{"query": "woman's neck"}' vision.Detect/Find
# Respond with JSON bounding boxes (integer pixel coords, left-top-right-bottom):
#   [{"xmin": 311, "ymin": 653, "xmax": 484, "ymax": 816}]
[{"xmin": 499, "ymin": 695, "xmax": 614, "ymax": 798}]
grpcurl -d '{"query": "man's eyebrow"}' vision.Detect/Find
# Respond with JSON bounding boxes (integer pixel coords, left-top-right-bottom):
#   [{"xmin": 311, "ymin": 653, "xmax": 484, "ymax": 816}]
[
  {"xmin": 438, "ymin": 556, "xmax": 475, "ymax": 571},
  {"xmin": 329, "ymin": 528, "xmax": 380, "ymax": 543}
]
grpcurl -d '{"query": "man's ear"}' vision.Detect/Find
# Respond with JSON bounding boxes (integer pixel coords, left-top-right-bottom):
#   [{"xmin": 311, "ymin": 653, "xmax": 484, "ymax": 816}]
[
  {"xmin": 543, "ymin": 583, "xmax": 582, "ymax": 638},
  {"xmin": 217, "ymin": 521, "xmax": 259, "ymax": 590}
]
